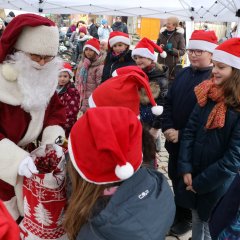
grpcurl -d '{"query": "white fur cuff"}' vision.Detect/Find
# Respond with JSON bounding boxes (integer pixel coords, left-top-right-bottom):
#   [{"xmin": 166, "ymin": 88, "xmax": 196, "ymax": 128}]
[
  {"xmin": 0, "ymin": 138, "xmax": 29, "ymax": 186},
  {"xmin": 41, "ymin": 125, "xmax": 65, "ymax": 145}
]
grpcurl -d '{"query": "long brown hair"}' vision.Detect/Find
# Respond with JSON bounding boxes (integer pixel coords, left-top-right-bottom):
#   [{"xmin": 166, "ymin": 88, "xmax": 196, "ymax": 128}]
[
  {"xmin": 221, "ymin": 68, "xmax": 240, "ymax": 111},
  {"xmin": 63, "ymin": 162, "xmax": 107, "ymax": 240}
]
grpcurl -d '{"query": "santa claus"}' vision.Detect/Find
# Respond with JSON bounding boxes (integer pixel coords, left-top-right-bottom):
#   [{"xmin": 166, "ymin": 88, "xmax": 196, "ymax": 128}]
[{"xmin": 0, "ymin": 14, "xmax": 66, "ymax": 220}]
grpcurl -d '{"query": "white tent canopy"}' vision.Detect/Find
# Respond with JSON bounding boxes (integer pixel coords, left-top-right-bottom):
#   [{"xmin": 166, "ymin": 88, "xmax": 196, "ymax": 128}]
[{"xmin": 0, "ymin": 0, "xmax": 240, "ymax": 22}]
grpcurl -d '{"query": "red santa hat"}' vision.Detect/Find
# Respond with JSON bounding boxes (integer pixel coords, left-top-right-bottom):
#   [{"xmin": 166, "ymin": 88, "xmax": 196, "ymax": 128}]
[
  {"xmin": 83, "ymin": 38, "xmax": 100, "ymax": 55},
  {"xmin": 132, "ymin": 37, "xmax": 167, "ymax": 62},
  {"xmin": 212, "ymin": 38, "xmax": 240, "ymax": 70},
  {"xmin": 0, "ymin": 13, "xmax": 59, "ymax": 63},
  {"xmin": 59, "ymin": 62, "xmax": 73, "ymax": 77},
  {"xmin": 68, "ymin": 107, "xmax": 142, "ymax": 184},
  {"xmin": 0, "ymin": 201, "xmax": 20, "ymax": 240},
  {"xmin": 112, "ymin": 66, "xmax": 148, "ymax": 79},
  {"xmin": 187, "ymin": 30, "xmax": 218, "ymax": 53},
  {"xmin": 108, "ymin": 31, "xmax": 131, "ymax": 48},
  {"xmin": 88, "ymin": 72, "xmax": 163, "ymax": 116}
]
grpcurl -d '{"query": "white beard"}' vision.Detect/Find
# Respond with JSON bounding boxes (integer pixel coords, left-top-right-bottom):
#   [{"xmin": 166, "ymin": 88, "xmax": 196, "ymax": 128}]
[{"xmin": 8, "ymin": 52, "xmax": 62, "ymax": 112}]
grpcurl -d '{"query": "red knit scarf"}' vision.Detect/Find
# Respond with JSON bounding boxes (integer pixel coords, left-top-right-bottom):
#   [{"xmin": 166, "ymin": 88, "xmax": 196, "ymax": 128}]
[{"xmin": 194, "ymin": 78, "xmax": 227, "ymax": 129}]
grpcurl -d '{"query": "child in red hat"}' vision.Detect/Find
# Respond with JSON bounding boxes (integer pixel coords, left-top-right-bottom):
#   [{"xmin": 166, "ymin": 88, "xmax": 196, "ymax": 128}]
[
  {"xmin": 132, "ymin": 37, "xmax": 168, "ymax": 151},
  {"xmin": 101, "ymin": 31, "xmax": 136, "ymax": 82},
  {"xmin": 64, "ymin": 107, "xmax": 175, "ymax": 240},
  {"xmin": 75, "ymin": 38, "xmax": 105, "ymax": 113},
  {"xmin": 176, "ymin": 38, "xmax": 240, "ymax": 240},
  {"xmin": 57, "ymin": 63, "xmax": 80, "ymax": 137}
]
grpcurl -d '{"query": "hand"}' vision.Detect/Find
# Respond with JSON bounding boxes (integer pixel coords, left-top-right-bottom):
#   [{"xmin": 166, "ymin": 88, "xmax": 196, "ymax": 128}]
[
  {"xmin": 186, "ymin": 185, "xmax": 196, "ymax": 194},
  {"xmin": 149, "ymin": 128, "xmax": 160, "ymax": 140},
  {"xmin": 163, "ymin": 128, "xmax": 179, "ymax": 143},
  {"xmin": 18, "ymin": 156, "xmax": 39, "ymax": 178},
  {"xmin": 52, "ymin": 144, "xmax": 64, "ymax": 158},
  {"xmin": 183, "ymin": 173, "xmax": 192, "ymax": 186}
]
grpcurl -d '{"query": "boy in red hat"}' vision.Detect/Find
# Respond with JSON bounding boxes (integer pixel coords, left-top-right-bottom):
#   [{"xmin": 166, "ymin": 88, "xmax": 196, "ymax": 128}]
[
  {"xmin": 57, "ymin": 63, "xmax": 80, "ymax": 137},
  {"xmin": 101, "ymin": 31, "xmax": 136, "ymax": 82},
  {"xmin": 0, "ymin": 14, "xmax": 66, "ymax": 220},
  {"xmin": 162, "ymin": 30, "xmax": 218, "ymax": 236},
  {"xmin": 64, "ymin": 107, "xmax": 175, "ymax": 240}
]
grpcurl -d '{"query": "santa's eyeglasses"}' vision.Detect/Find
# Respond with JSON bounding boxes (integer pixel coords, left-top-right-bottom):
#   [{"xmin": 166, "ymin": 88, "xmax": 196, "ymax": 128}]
[{"xmin": 29, "ymin": 54, "xmax": 55, "ymax": 62}]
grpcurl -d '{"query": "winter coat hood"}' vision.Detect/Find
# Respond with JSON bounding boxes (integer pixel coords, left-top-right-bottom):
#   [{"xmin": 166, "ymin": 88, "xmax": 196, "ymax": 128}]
[
  {"xmin": 77, "ymin": 168, "xmax": 175, "ymax": 240},
  {"xmin": 160, "ymin": 26, "xmax": 184, "ymax": 34}
]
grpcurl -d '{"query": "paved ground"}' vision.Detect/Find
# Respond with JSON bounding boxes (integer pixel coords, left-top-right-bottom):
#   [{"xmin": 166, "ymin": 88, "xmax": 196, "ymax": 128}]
[{"xmin": 157, "ymin": 132, "xmax": 192, "ymax": 240}]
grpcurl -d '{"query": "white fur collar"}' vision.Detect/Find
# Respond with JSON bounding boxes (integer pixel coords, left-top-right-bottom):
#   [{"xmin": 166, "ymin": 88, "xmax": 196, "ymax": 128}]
[{"xmin": 0, "ymin": 65, "xmax": 23, "ymax": 105}]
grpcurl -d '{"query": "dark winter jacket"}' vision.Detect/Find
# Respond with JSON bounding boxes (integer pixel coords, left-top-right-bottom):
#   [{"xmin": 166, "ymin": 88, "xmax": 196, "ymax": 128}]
[
  {"xmin": 209, "ymin": 173, "xmax": 240, "ymax": 239},
  {"xmin": 157, "ymin": 27, "xmax": 185, "ymax": 80},
  {"xmin": 88, "ymin": 24, "xmax": 99, "ymax": 39},
  {"xmin": 57, "ymin": 82, "xmax": 80, "ymax": 137},
  {"xmin": 101, "ymin": 50, "xmax": 136, "ymax": 82},
  {"xmin": 175, "ymin": 101, "xmax": 240, "ymax": 221},
  {"xmin": 162, "ymin": 66, "xmax": 212, "ymax": 157},
  {"xmin": 73, "ymin": 35, "xmax": 91, "ymax": 63},
  {"xmin": 111, "ymin": 22, "xmax": 128, "ymax": 33},
  {"xmin": 140, "ymin": 64, "xmax": 169, "ymax": 129},
  {"xmin": 76, "ymin": 168, "xmax": 175, "ymax": 240}
]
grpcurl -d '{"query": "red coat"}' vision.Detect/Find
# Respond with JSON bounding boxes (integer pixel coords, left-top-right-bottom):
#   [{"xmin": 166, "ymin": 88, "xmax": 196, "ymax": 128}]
[{"xmin": 57, "ymin": 82, "xmax": 80, "ymax": 137}]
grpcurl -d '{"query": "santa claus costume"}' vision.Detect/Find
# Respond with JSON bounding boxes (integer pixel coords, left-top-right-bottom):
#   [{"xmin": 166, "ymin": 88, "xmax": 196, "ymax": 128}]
[{"xmin": 0, "ymin": 14, "xmax": 66, "ymax": 220}]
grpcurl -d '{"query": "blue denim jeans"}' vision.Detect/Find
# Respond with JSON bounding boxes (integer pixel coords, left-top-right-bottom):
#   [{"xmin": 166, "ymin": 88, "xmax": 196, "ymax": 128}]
[{"xmin": 192, "ymin": 210, "xmax": 212, "ymax": 240}]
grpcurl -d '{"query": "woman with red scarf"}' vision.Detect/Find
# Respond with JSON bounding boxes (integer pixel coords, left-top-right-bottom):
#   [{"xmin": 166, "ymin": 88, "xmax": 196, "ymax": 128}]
[{"xmin": 176, "ymin": 38, "xmax": 240, "ymax": 240}]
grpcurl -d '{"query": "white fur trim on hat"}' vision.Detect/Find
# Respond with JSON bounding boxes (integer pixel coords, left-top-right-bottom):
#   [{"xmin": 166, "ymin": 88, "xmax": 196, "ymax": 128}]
[
  {"xmin": 212, "ymin": 49, "xmax": 240, "ymax": 70},
  {"xmin": 151, "ymin": 105, "xmax": 163, "ymax": 116},
  {"xmin": 115, "ymin": 162, "xmax": 134, "ymax": 180},
  {"xmin": 59, "ymin": 68, "xmax": 73, "ymax": 77},
  {"xmin": 112, "ymin": 70, "xmax": 118, "ymax": 77},
  {"xmin": 187, "ymin": 40, "xmax": 217, "ymax": 53},
  {"xmin": 1, "ymin": 63, "xmax": 18, "ymax": 81},
  {"xmin": 83, "ymin": 44, "xmax": 100, "ymax": 55},
  {"xmin": 109, "ymin": 36, "xmax": 130, "ymax": 47},
  {"xmin": 14, "ymin": 25, "xmax": 59, "ymax": 56},
  {"xmin": 88, "ymin": 94, "xmax": 96, "ymax": 108},
  {"xmin": 132, "ymin": 48, "xmax": 157, "ymax": 62}
]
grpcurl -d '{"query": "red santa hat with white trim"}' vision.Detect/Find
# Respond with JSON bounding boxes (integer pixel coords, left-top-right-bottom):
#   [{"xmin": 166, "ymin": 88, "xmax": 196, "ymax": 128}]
[
  {"xmin": 212, "ymin": 38, "xmax": 240, "ymax": 70},
  {"xmin": 88, "ymin": 71, "xmax": 163, "ymax": 116},
  {"xmin": 68, "ymin": 107, "xmax": 142, "ymax": 184},
  {"xmin": 108, "ymin": 31, "xmax": 131, "ymax": 48},
  {"xmin": 132, "ymin": 37, "xmax": 167, "ymax": 62},
  {"xmin": 187, "ymin": 30, "xmax": 218, "ymax": 53},
  {"xmin": 0, "ymin": 13, "xmax": 59, "ymax": 81},
  {"xmin": 59, "ymin": 62, "xmax": 74, "ymax": 77},
  {"xmin": 83, "ymin": 38, "xmax": 100, "ymax": 55},
  {"xmin": 112, "ymin": 65, "xmax": 148, "ymax": 79}
]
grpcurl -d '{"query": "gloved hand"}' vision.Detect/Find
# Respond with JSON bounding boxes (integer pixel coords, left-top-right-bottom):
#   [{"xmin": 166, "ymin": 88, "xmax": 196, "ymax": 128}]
[
  {"xmin": 18, "ymin": 156, "xmax": 39, "ymax": 178},
  {"xmin": 52, "ymin": 144, "xmax": 64, "ymax": 158}
]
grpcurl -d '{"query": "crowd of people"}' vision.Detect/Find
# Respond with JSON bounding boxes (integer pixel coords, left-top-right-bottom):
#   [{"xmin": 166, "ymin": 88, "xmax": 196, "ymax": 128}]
[{"xmin": 0, "ymin": 12, "xmax": 240, "ymax": 240}]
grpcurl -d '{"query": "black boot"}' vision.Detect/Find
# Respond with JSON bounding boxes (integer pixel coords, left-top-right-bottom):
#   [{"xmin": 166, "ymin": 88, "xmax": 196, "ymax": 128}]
[{"xmin": 170, "ymin": 205, "xmax": 192, "ymax": 236}]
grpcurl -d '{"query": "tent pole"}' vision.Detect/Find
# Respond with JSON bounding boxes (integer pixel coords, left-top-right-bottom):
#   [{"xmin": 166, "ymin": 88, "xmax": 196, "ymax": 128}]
[
  {"xmin": 185, "ymin": 20, "xmax": 194, "ymax": 66},
  {"xmin": 236, "ymin": 17, "xmax": 240, "ymax": 37}
]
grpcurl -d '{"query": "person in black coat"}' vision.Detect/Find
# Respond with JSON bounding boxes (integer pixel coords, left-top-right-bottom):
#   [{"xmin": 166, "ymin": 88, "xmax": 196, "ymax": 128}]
[
  {"xmin": 88, "ymin": 18, "xmax": 99, "ymax": 39},
  {"xmin": 101, "ymin": 31, "xmax": 135, "ymax": 82},
  {"xmin": 176, "ymin": 38, "xmax": 240, "ymax": 240},
  {"xmin": 111, "ymin": 16, "xmax": 128, "ymax": 33},
  {"xmin": 132, "ymin": 37, "xmax": 169, "ymax": 151},
  {"xmin": 162, "ymin": 30, "xmax": 218, "ymax": 236}
]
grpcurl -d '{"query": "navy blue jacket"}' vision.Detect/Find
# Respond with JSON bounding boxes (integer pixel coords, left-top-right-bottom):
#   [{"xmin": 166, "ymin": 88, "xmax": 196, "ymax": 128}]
[
  {"xmin": 77, "ymin": 168, "xmax": 175, "ymax": 240},
  {"xmin": 101, "ymin": 50, "xmax": 136, "ymax": 82},
  {"xmin": 176, "ymin": 101, "xmax": 240, "ymax": 221},
  {"xmin": 162, "ymin": 66, "xmax": 212, "ymax": 156}
]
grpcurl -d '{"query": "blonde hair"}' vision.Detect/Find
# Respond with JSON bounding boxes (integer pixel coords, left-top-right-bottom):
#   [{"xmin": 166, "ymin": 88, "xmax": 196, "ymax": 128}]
[{"xmin": 167, "ymin": 17, "xmax": 179, "ymax": 27}]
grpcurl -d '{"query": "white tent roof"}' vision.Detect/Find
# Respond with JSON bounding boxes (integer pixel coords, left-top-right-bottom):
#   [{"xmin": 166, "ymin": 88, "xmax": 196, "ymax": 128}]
[{"xmin": 0, "ymin": 0, "xmax": 240, "ymax": 22}]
